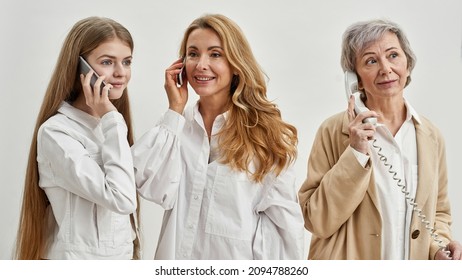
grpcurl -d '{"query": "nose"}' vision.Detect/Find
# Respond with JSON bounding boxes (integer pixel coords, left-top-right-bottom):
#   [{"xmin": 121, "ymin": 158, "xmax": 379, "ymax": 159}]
[
  {"xmin": 379, "ymin": 60, "xmax": 392, "ymax": 75},
  {"xmin": 195, "ymin": 55, "xmax": 209, "ymax": 70},
  {"xmin": 113, "ymin": 62, "xmax": 126, "ymax": 77}
]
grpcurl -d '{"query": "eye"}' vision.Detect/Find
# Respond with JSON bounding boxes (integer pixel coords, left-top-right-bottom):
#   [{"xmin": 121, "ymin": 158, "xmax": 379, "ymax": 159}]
[
  {"xmin": 366, "ymin": 58, "xmax": 377, "ymax": 65},
  {"xmin": 211, "ymin": 52, "xmax": 222, "ymax": 58},
  {"xmin": 122, "ymin": 59, "xmax": 132, "ymax": 66},
  {"xmin": 389, "ymin": 52, "xmax": 398, "ymax": 59},
  {"xmin": 188, "ymin": 51, "xmax": 198, "ymax": 58},
  {"xmin": 101, "ymin": 59, "xmax": 112, "ymax": 66}
]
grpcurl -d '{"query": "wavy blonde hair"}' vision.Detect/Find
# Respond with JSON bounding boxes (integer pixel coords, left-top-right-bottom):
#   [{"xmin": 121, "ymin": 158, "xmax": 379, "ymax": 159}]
[
  {"xmin": 179, "ymin": 14, "xmax": 297, "ymax": 182},
  {"xmin": 15, "ymin": 16, "xmax": 140, "ymax": 260}
]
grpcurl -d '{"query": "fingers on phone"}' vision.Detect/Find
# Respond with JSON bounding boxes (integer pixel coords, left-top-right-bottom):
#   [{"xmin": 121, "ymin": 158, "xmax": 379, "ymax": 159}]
[{"xmin": 102, "ymin": 83, "xmax": 112, "ymax": 97}]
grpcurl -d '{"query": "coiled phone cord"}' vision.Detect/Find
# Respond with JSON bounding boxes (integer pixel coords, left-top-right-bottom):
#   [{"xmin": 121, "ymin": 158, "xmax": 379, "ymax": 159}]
[{"xmin": 371, "ymin": 138, "xmax": 452, "ymax": 258}]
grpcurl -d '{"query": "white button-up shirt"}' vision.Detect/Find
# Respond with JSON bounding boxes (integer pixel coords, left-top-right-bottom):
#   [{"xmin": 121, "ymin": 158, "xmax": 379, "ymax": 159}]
[
  {"xmin": 353, "ymin": 99, "xmax": 419, "ymax": 259},
  {"xmin": 132, "ymin": 104, "xmax": 305, "ymax": 259},
  {"xmin": 37, "ymin": 102, "xmax": 137, "ymax": 259}
]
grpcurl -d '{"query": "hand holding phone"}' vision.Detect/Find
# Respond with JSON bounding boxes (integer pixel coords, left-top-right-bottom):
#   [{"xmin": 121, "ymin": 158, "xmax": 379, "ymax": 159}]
[
  {"xmin": 176, "ymin": 57, "xmax": 186, "ymax": 87},
  {"xmin": 344, "ymin": 71, "xmax": 377, "ymax": 125},
  {"xmin": 79, "ymin": 56, "xmax": 108, "ymax": 95}
]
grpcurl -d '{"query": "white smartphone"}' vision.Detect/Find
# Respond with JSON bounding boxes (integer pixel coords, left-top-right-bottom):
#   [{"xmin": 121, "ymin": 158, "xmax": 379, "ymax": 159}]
[
  {"xmin": 176, "ymin": 57, "xmax": 186, "ymax": 87},
  {"xmin": 79, "ymin": 56, "xmax": 107, "ymax": 95}
]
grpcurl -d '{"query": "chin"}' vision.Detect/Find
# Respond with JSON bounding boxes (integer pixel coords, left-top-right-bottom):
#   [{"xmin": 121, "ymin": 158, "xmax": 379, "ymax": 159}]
[{"xmin": 108, "ymin": 90, "xmax": 124, "ymax": 100}]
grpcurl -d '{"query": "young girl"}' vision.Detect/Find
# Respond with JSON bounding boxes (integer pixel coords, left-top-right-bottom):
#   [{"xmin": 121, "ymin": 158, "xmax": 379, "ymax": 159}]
[
  {"xmin": 15, "ymin": 16, "xmax": 140, "ymax": 260},
  {"xmin": 132, "ymin": 14, "xmax": 304, "ymax": 259}
]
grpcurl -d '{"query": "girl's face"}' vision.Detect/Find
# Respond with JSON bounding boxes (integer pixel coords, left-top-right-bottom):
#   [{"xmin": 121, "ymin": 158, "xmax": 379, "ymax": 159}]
[
  {"xmin": 85, "ymin": 37, "xmax": 132, "ymax": 100},
  {"xmin": 185, "ymin": 28, "xmax": 234, "ymax": 102}
]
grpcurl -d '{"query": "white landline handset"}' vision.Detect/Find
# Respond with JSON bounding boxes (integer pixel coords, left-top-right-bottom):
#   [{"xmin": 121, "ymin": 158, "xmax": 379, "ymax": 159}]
[
  {"xmin": 344, "ymin": 70, "xmax": 377, "ymax": 125},
  {"xmin": 344, "ymin": 70, "xmax": 451, "ymax": 259}
]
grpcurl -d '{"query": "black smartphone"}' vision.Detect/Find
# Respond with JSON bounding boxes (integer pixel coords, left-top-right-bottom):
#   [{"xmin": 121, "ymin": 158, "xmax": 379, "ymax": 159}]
[
  {"xmin": 79, "ymin": 56, "xmax": 107, "ymax": 95},
  {"xmin": 176, "ymin": 57, "xmax": 186, "ymax": 87}
]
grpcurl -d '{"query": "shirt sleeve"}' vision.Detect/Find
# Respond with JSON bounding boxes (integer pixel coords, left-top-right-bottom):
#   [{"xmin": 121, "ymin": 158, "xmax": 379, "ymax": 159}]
[
  {"xmin": 252, "ymin": 164, "xmax": 305, "ymax": 259},
  {"xmin": 131, "ymin": 109, "xmax": 185, "ymax": 210},
  {"xmin": 37, "ymin": 111, "xmax": 136, "ymax": 214}
]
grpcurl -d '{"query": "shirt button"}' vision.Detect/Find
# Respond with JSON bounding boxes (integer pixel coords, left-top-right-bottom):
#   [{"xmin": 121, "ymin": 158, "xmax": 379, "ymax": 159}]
[
  {"xmin": 189, "ymin": 224, "xmax": 194, "ymax": 229},
  {"xmin": 194, "ymin": 195, "xmax": 199, "ymax": 200},
  {"xmin": 411, "ymin": 230, "xmax": 420, "ymax": 239}
]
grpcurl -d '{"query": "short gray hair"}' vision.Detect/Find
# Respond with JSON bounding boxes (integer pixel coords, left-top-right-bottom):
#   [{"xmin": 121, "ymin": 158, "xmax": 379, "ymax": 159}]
[{"xmin": 340, "ymin": 19, "xmax": 416, "ymax": 87}]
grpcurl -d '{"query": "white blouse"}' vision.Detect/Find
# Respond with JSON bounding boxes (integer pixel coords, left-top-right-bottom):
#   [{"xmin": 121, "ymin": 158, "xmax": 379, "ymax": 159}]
[
  {"xmin": 132, "ymin": 104, "xmax": 305, "ymax": 259},
  {"xmin": 352, "ymin": 100, "xmax": 419, "ymax": 259},
  {"xmin": 37, "ymin": 102, "xmax": 137, "ymax": 259}
]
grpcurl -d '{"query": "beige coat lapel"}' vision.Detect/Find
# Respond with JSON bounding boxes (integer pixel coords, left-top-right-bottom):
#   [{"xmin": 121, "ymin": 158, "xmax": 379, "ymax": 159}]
[{"xmin": 414, "ymin": 119, "xmax": 437, "ymax": 208}]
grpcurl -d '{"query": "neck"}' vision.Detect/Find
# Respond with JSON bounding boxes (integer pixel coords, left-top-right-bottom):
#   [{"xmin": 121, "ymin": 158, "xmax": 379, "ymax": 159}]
[
  {"xmin": 198, "ymin": 96, "xmax": 229, "ymax": 139},
  {"xmin": 366, "ymin": 95, "xmax": 407, "ymax": 136},
  {"xmin": 72, "ymin": 94, "xmax": 99, "ymax": 118}
]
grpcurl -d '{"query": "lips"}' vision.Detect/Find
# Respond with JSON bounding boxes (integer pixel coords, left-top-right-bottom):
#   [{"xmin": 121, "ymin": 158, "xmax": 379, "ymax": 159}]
[
  {"xmin": 194, "ymin": 75, "xmax": 215, "ymax": 82},
  {"xmin": 377, "ymin": 79, "xmax": 397, "ymax": 85},
  {"xmin": 109, "ymin": 82, "xmax": 125, "ymax": 89}
]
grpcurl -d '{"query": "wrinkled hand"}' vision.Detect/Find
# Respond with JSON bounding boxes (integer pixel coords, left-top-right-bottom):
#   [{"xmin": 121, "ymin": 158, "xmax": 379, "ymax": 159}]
[
  {"xmin": 164, "ymin": 58, "xmax": 188, "ymax": 114},
  {"xmin": 347, "ymin": 95, "xmax": 378, "ymax": 155},
  {"xmin": 435, "ymin": 240, "xmax": 462, "ymax": 260},
  {"xmin": 80, "ymin": 70, "xmax": 116, "ymax": 117}
]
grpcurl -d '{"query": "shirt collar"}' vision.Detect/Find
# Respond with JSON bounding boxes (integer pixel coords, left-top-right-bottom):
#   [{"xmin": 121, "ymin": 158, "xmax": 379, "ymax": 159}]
[
  {"xmin": 58, "ymin": 101, "xmax": 100, "ymax": 130},
  {"xmin": 403, "ymin": 98, "xmax": 421, "ymax": 124},
  {"xmin": 192, "ymin": 102, "xmax": 228, "ymax": 125},
  {"xmin": 342, "ymin": 97, "xmax": 422, "ymax": 135}
]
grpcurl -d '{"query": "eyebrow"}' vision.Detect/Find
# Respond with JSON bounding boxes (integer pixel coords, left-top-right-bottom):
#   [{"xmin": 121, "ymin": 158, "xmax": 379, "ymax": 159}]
[
  {"xmin": 96, "ymin": 54, "xmax": 133, "ymax": 60},
  {"xmin": 361, "ymin": 46, "xmax": 399, "ymax": 57},
  {"xmin": 187, "ymin": 45, "xmax": 224, "ymax": 51}
]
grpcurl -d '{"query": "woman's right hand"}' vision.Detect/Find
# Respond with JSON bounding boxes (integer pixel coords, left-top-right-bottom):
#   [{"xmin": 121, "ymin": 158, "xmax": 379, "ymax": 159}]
[
  {"xmin": 80, "ymin": 71, "xmax": 116, "ymax": 118},
  {"xmin": 347, "ymin": 95, "xmax": 378, "ymax": 155},
  {"xmin": 164, "ymin": 58, "xmax": 188, "ymax": 114}
]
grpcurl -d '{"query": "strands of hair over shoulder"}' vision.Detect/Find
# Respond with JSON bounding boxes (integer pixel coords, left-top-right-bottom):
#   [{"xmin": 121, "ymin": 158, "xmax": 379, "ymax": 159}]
[{"xmin": 15, "ymin": 16, "xmax": 139, "ymax": 260}]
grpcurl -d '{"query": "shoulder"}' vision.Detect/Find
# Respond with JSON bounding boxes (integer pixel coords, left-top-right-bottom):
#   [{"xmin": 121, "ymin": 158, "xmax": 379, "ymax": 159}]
[
  {"xmin": 38, "ymin": 113, "xmax": 70, "ymax": 134},
  {"xmin": 415, "ymin": 115, "xmax": 445, "ymax": 141},
  {"xmin": 417, "ymin": 115, "xmax": 439, "ymax": 129},
  {"xmin": 319, "ymin": 111, "xmax": 346, "ymax": 127},
  {"xmin": 315, "ymin": 111, "xmax": 348, "ymax": 138}
]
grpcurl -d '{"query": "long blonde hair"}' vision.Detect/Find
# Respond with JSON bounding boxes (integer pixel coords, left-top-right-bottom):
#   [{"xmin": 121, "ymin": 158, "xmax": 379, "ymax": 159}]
[
  {"xmin": 179, "ymin": 14, "xmax": 297, "ymax": 182},
  {"xmin": 15, "ymin": 16, "xmax": 139, "ymax": 259}
]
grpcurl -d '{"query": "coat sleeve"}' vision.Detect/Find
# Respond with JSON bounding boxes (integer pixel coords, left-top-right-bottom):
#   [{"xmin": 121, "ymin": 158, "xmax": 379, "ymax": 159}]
[
  {"xmin": 131, "ymin": 110, "xmax": 185, "ymax": 210},
  {"xmin": 253, "ymin": 164, "xmax": 305, "ymax": 259},
  {"xmin": 430, "ymin": 125, "xmax": 452, "ymax": 258},
  {"xmin": 38, "ymin": 111, "xmax": 137, "ymax": 214},
  {"xmin": 298, "ymin": 114, "xmax": 374, "ymax": 238}
]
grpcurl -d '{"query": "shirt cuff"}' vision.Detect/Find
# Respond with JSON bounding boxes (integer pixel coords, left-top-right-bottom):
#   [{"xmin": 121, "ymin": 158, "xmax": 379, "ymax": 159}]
[
  {"xmin": 351, "ymin": 147, "xmax": 370, "ymax": 168},
  {"xmin": 159, "ymin": 109, "xmax": 185, "ymax": 135},
  {"xmin": 101, "ymin": 111, "xmax": 126, "ymax": 133}
]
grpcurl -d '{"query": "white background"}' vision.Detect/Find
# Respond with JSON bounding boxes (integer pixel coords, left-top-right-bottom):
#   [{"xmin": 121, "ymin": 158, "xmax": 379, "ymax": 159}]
[{"xmin": 1, "ymin": 0, "xmax": 461, "ymax": 260}]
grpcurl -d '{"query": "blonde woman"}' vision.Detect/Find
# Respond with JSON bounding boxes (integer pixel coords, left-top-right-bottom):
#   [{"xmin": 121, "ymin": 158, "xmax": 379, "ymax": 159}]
[
  {"xmin": 15, "ymin": 16, "xmax": 140, "ymax": 260},
  {"xmin": 132, "ymin": 14, "xmax": 304, "ymax": 259}
]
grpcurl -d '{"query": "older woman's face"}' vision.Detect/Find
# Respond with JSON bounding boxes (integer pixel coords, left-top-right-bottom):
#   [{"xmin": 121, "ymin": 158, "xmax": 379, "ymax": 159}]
[{"xmin": 355, "ymin": 31, "xmax": 409, "ymax": 100}]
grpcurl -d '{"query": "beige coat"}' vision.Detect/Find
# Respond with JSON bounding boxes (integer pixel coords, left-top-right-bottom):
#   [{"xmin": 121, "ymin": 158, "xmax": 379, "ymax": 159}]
[{"xmin": 299, "ymin": 111, "xmax": 452, "ymax": 259}]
